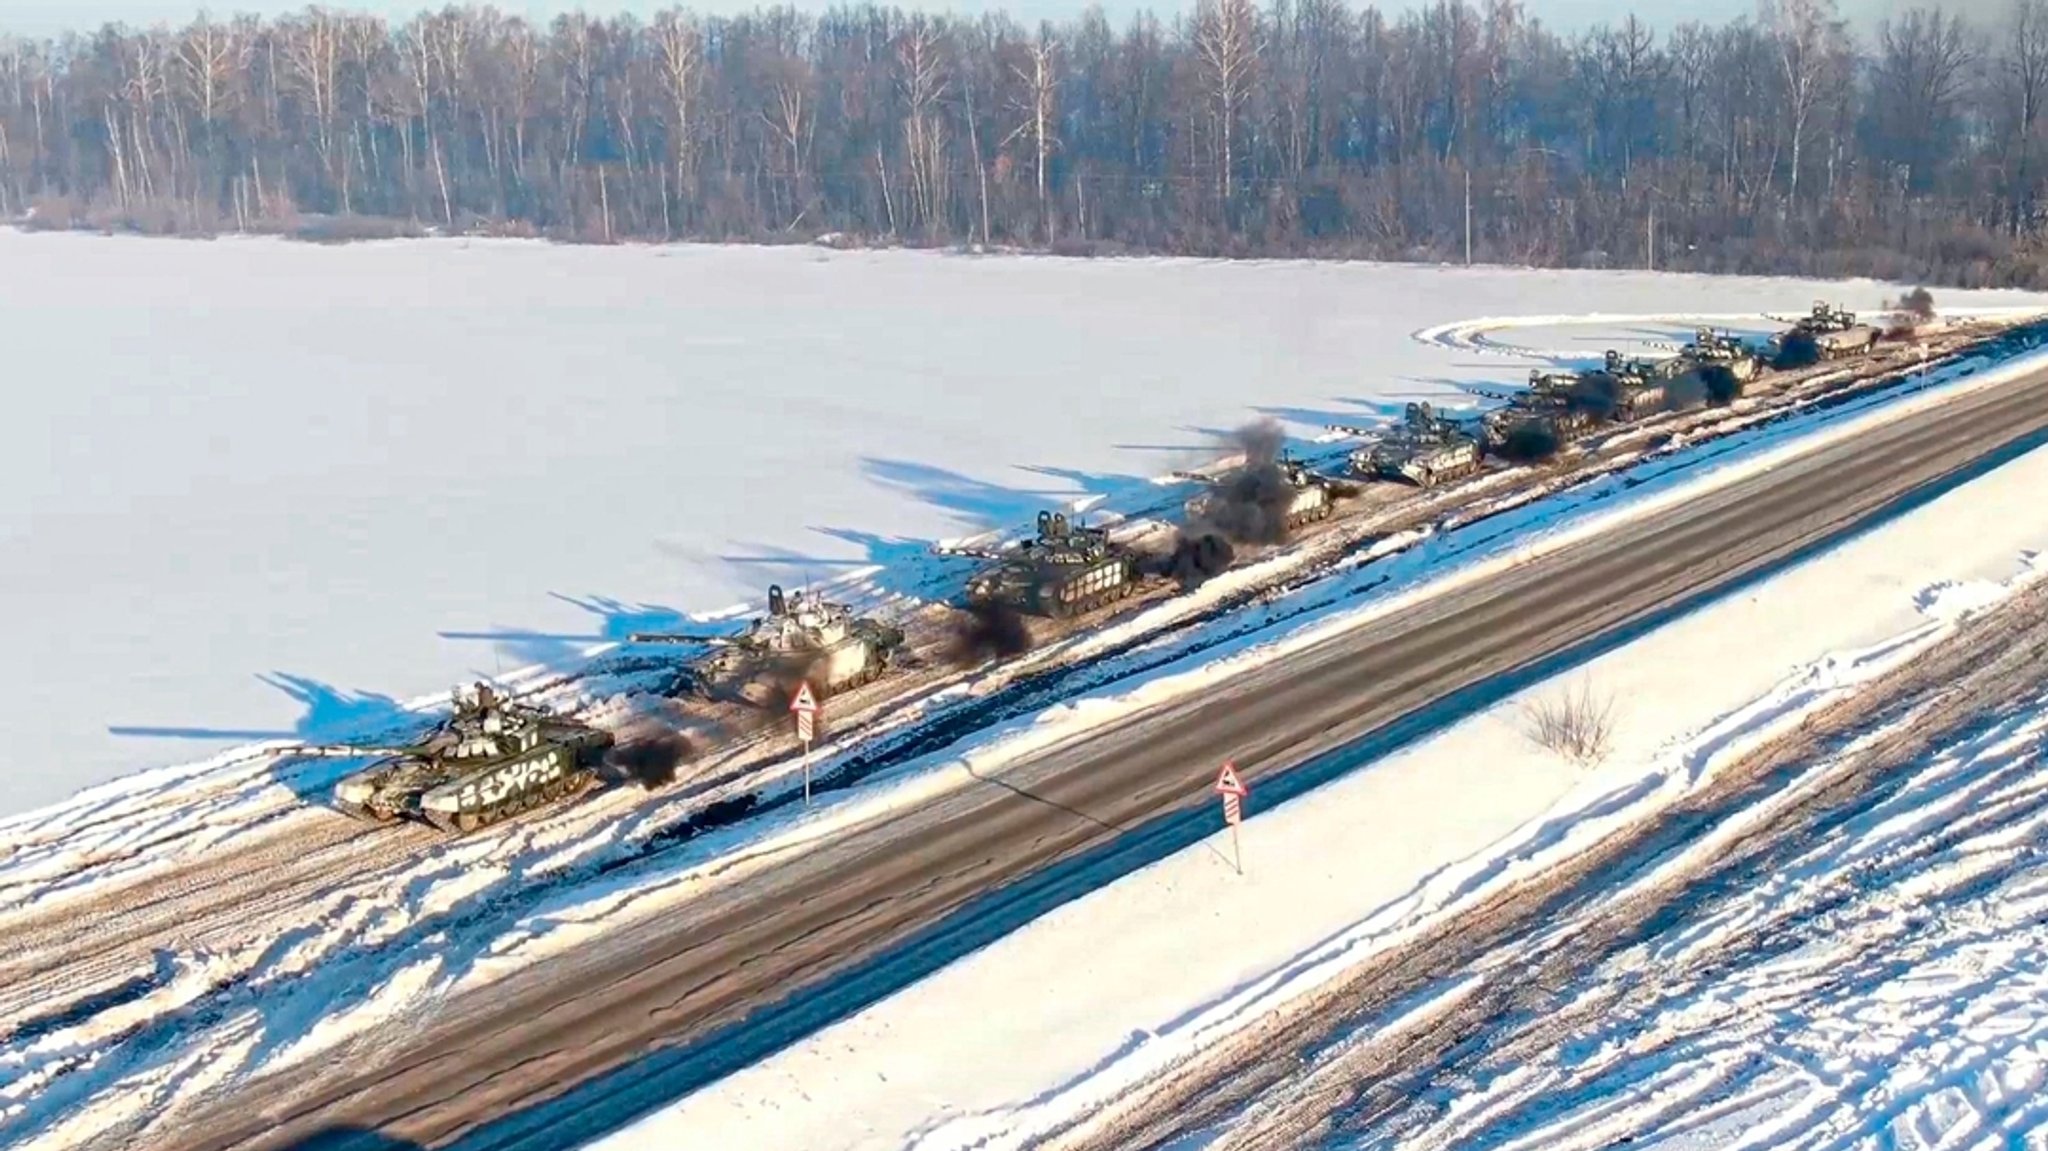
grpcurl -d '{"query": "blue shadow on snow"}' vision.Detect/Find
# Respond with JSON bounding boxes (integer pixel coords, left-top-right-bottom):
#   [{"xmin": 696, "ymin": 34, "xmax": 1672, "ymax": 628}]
[
  {"xmin": 278, "ymin": 1128, "xmax": 427, "ymax": 1151},
  {"xmin": 445, "ymin": 388, "xmax": 2048, "ymax": 1151}
]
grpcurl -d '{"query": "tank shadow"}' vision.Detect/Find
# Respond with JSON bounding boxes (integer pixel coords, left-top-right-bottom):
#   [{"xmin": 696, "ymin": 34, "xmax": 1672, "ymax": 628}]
[
  {"xmin": 719, "ymin": 527, "xmax": 981, "ymax": 606},
  {"xmin": 861, "ymin": 456, "xmax": 1079, "ymax": 531},
  {"xmin": 277, "ymin": 1126, "xmax": 427, "ymax": 1151}
]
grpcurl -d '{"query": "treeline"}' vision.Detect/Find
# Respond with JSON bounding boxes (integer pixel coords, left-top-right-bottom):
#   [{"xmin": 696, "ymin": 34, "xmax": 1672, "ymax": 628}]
[{"xmin": 1, "ymin": 0, "xmax": 2044, "ymax": 286}]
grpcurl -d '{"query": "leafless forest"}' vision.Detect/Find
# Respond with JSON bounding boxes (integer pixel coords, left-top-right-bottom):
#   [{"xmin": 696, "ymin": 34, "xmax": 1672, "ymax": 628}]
[{"xmin": 1, "ymin": 0, "xmax": 2043, "ymax": 285}]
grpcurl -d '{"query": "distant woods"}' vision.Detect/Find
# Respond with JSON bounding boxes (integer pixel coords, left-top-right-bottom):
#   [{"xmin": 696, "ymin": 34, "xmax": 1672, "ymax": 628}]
[{"xmin": 3, "ymin": 0, "xmax": 2047, "ymax": 286}]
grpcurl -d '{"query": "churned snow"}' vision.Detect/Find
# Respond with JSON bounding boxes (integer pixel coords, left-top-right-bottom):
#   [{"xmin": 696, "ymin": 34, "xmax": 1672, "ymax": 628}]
[
  {"xmin": 584, "ymin": 399, "xmax": 2048, "ymax": 1149},
  {"xmin": 10, "ymin": 226, "xmax": 2048, "ymax": 813}
]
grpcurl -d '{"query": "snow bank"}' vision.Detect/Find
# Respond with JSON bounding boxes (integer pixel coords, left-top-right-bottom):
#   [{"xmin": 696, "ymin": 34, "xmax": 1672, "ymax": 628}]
[{"xmin": 581, "ymin": 403, "xmax": 2048, "ymax": 1150}]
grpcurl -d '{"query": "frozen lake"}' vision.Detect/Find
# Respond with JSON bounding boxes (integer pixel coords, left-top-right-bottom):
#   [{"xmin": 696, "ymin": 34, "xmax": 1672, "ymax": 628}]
[{"xmin": 6, "ymin": 229, "xmax": 2045, "ymax": 815}]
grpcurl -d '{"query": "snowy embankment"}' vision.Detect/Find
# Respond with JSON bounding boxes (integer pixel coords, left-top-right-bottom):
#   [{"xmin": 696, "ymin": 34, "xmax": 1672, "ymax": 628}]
[
  {"xmin": 583, "ymin": 393, "xmax": 2048, "ymax": 1145},
  {"xmin": 12, "ymin": 226, "xmax": 2048, "ymax": 815},
  {"xmin": 8, "ymin": 324, "xmax": 2048, "ymax": 1151}
]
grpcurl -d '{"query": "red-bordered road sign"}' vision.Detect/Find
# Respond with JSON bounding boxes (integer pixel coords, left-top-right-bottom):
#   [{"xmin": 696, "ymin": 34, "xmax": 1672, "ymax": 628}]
[{"xmin": 1214, "ymin": 762, "xmax": 1249, "ymax": 799}]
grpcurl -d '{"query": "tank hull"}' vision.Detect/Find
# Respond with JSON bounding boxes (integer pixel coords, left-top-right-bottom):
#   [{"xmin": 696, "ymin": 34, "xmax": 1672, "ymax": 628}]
[
  {"xmin": 1285, "ymin": 484, "xmax": 1333, "ymax": 527},
  {"xmin": 335, "ymin": 723, "xmax": 614, "ymax": 834},
  {"xmin": 1815, "ymin": 326, "xmax": 1880, "ymax": 357},
  {"xmin": 1353, "ymin": 441, "xmax": 1482, "ymax": 488},
  {"xmin": 968, "ymin": 555, "xmax": 1137, "ymax": 619}
]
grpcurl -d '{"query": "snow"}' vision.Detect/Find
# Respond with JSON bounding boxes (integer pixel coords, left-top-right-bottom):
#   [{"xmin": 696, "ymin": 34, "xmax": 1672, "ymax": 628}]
[
  {"xmin": 583, "ymin": 404, "xmax": 2048, "ymax": 1148},
  {"xmin": 10, "ymin": 225, "xmax": 2048, "ymax": 814}
]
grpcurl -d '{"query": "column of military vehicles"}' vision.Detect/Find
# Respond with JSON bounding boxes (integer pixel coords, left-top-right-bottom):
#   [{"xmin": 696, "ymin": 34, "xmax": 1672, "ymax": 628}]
[{"xmin": 312, "ymin": 300, "xmax": 1933, "ymax": 833}]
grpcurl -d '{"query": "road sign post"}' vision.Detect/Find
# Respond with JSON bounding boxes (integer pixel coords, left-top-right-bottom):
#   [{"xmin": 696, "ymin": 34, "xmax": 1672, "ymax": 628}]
[
  {"xmin": 1214, "ymin": 762, "xmax": 1249, "ymax": 875},
  {"xmin": 790, "ymin": 682, "xmax": 819, "ymax": 804}
]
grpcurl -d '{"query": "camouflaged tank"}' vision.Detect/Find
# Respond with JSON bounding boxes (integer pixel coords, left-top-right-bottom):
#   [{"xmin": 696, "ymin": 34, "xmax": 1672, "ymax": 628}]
[
  {"xmin": 1174, "ymin": 452, "xmax": 1336, "ymax": 531},
  {"xmin": 1771, "ymin": 300, "xmax": 1880, "ymax": 359},
  {"xmin": 1685, "ymin": 326, "xmax": 1764, "ymax": 383},
  {"xmin": 1335, "ymin": 402, "xmax": 1483, "ymax": 488},
  {"xmin": 631, "ymin": 584, "xmax": 905, "ymax": 705},
  {"xmin": 309, "ymin": 682, "xmax": 613, "ymax": 833},
  {"xmin": 939, "ymin": 510, "xmax": 1140, "ymax": 619}
]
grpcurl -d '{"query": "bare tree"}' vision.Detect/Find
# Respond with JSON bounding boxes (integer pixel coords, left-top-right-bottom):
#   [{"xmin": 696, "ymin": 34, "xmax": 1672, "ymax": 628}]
[
  {"xmin": 1193, "ymin": 0, "xmax": 1260, "ymax": 203},
  {"xmin": 1004, "ymin": 24, "xmax": 1059, "ymax": 242},
  {"xmin": 651, "ymin": 9, "xmax": 703, "ymax": 206},
  {"xmin": 1763, "ymin": 0, "xmax": 1848, "ymax": 211}
]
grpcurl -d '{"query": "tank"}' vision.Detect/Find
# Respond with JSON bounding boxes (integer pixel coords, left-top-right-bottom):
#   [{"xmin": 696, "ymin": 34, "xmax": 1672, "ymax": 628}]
[
  {"xmin": 1339, "ymin": 402, "xmax": 1483, "ymax": 488},
  {"xmin": 1176, "ymin": 453, "xmax": 1335, "ymax": 532},
  {"xmin": 1482, "ymin": 391, "xmax": 1598, "ymax": 455},
  {"xmin": 631, "ymin": 584, "xmax": 906, "ymax": 705},
  {"xmin": 1574, "ymin": 349, "xmax": 1688, "ymax": 422},
  {"xmin": 1775, "ymin": 300, "xmax": 1880, "ymax": 359},
  {"xmin": 308, "ymin": 682, "xmax": 614, "ymax": 833},
  {"xmin": 1685, "ymin": 327, "xmax": 1764, "ymax": 383},
  {"xmin": 942, "ymin": 510, "xmax": 1141, "ymax": 619}
]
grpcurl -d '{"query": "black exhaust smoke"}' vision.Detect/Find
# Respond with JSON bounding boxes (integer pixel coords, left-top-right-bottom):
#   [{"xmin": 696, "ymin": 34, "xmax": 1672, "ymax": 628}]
[
  {"xmin": 1493, "ymin": 422, "xmax": 1561, "ymax": 463},
  {"xmin": 1155, "ymin": 532, "xmax": 1237, "ymax": 590},
  {"xmin": 609, "ymin": 729, "xmax": 698, "ymax": 789},
  {"xmin": 1773, "ymin": 330, "xmax": 1822, "ymax": 370},
  {"xmin": 1196, "ymin": 419, "xmax": 1300, "ymax": 547},
  {"xmin": 1883, "ymin": 286, "xmax": 1937, "ymax": 338},
  {"xmin": 947, "ymin": 601, "xmax": 1034, "ymax": 665}
]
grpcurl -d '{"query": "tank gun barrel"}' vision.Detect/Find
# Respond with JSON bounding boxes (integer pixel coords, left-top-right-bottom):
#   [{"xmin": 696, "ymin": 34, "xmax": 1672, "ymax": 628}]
[
  {"xmin": 627, "ymin": 632, "xmax": 735, "ymax": 646},
  {"xmin": 931, "ymin": 543, "xmax": 1011, "ymax": 561},
  {"xmin": 1327, "ymin": 424, "xmax": 1382, "ymax": 439},
  {"xmin": 276, "ymin": 743, "xmax": 418, "ymax": 759},
  {"xmin": 1170, "ymin": 471, "xmax": 1223, "ymax": 486}
]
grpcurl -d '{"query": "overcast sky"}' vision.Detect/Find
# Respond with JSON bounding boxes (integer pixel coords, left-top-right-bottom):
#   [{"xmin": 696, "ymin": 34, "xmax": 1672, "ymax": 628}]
[{"xmin": 0, "ymin": 0, "xmax": 1930, "ymax": 40}]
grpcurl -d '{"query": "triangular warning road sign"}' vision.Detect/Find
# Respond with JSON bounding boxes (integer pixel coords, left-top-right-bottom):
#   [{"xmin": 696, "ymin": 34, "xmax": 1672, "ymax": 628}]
[
  {"xmin": 788, "ymin": 682, "xmax": 818, "ymax": 715},
  {"xmin": 1214, "ymin": 762, "xmax": 1248, "ymax": 798}
]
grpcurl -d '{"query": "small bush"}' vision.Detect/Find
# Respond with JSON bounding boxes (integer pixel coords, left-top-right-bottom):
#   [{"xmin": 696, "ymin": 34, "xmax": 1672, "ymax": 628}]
[{"xmin": 1520, "ymin": 680, "xmax": 1617, "ymax": 764}]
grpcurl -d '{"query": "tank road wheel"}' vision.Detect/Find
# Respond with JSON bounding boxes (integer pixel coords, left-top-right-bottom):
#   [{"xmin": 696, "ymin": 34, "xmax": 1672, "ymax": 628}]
[{"xmin": 455, "ymin": 811, "xmax": 482, "ymax": 833}]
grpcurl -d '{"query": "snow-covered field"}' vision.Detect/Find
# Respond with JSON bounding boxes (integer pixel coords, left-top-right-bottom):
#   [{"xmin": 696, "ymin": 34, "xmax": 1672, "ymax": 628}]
[
  {"xmin": 10, "ymin": 227, "xmax": 2048, "ymax": 814},
  {"xmin": 588, "ymin": 390, "xmax": 2048, "ymax": 1149}
]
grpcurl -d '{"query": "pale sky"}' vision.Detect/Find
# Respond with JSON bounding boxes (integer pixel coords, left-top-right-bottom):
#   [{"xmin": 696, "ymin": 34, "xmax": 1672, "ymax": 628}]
[{"xmin": 0, "ymin": 0, "xmax": 1947, "ymax": 40}]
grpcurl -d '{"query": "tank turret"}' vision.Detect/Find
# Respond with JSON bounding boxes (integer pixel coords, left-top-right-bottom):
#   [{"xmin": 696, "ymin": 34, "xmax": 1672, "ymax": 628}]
[
  {"xmin": 632, "ymin": 584, "xmax": 905, "ymax": 705},
  {"xmin": 1340, "ymin": 402, "xmax": 1484, "ymax": 488},
  {"xmin": 295, "ymin": 682, "xmax": 614, "ymax": 833},
  {"xmin": 1177, "ymin": 449, "xmax": 1337, "ymax": 535},
  {"xmin": 940, "ymin": 510, "xmax": 1141, "ymax": 619}
]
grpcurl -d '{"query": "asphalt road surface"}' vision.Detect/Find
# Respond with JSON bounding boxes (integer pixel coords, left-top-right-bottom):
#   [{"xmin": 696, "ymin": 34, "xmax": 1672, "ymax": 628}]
[{"xmin": 144, "ymin": 359, "xmax": 2048, "ymax": 1151}]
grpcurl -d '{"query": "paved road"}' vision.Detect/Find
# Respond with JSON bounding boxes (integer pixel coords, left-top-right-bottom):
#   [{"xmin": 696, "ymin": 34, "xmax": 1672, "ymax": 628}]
[{"xmin": 151, "ymin": 359, "xmax": 2048, "ymax": 1151}]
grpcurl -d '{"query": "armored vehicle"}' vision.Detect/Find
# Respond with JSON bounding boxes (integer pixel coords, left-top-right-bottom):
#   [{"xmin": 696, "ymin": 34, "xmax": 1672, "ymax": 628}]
[
  {"xmin": 1482, "ymin": 391, "xmax": 1598, "ymax": 457},
  {"xmin": 942, "ymin": 510, "xmax": 1140, "ymax": 619},
  {"xmin": 1775, "ymin": 300, "xmax": 1879, "ymax": 359},
  {"xmin": 307, "ymin": 682, "xmax": 614, "ymax": 833},
  {"xmin": 1685, "ymin": 327, "xmax": 1764, "ymax": 383},
  {"xmin": 1575, "ymin": 349, "xmax": 1687, "ymax": 422},
  {"xmin": 1176, "ymin": 453, "xmax": 1336, "ymax": 533},
  {"xmin": 1337, "ymin": 402, "xmax": 1483, "ymax": 488},
  {"xmin": 631, "ymin": 584, "xmax": 906, "ymax": 704}
]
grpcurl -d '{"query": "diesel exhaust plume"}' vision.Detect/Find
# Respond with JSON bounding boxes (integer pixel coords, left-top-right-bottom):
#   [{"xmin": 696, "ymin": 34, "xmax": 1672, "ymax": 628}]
[
  {"xmin": 1187, "ymin": 419, "xmax": 1301, "ymax": 547},
  {"xmin": 608, "ymin": 728, "xmax": 698, "ymax": 789},
  {"xmin": 605, "ymin": 705, "xmax": 700, "ymax": 790},
  {"xmin": 1151, "ymin": 532, "xmax": 1237, "ymax": 590},
  {"xmin": 1162, "ymin": 419, "xmax": 1340, "ymax": 590},
  {"xmin": 1882, "ymin": 286, "xmax": 1937, "ymax": 337},
  {"xmin": 946, "ymin": 601, "xmax": 1035, "ymax": 665}
]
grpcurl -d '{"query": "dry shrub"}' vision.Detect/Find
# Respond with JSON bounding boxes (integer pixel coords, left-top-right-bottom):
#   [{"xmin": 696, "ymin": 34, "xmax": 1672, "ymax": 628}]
[{"xmin": 1520, "ymin": 679, "xmax": 1617, "ymax": 765}]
